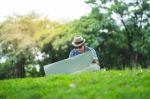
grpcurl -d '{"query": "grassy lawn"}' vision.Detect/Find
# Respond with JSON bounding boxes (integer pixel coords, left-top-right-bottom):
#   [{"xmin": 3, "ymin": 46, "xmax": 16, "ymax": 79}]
[{"xmin": 0, "ymin": 70, "xmax": 150, "ymax": 99}]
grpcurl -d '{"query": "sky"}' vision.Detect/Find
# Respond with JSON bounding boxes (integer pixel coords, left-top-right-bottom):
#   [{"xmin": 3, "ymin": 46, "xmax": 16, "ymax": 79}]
[
  {"xmin": 0, "ymin": 0, "xmax": 91, "ymax": 21},
  {"xmin": 0, "ymin": 0, "xmax": 91, "ymax": 63}
]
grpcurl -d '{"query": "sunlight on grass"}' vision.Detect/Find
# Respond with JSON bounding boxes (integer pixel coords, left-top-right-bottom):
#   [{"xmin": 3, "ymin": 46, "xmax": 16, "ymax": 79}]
[{"xmin": 0, "ymin": 70, "xmax": 150, "ymax": 99}]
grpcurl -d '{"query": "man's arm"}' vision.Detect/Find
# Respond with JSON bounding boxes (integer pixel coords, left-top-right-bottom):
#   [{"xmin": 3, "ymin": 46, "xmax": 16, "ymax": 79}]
[
  {"xmin": 69, "ymin": 49, "xmax": 76, "ymax": 58},
  {"xmin": 90, "ymin": 48, "xmax": 99, "ymax": 65}
]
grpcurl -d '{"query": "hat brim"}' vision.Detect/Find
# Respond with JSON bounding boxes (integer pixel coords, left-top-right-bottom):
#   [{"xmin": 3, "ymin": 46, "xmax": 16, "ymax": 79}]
[{"xmin": 72, "ymin": 39, "xmax": 85, "ymax": 47}]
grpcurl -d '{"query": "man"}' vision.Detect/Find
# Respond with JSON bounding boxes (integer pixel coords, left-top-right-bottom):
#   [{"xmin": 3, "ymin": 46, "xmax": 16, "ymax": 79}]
[{"xmin": 69, "ymin": 36, "xmax": 99, "ymax": 65}]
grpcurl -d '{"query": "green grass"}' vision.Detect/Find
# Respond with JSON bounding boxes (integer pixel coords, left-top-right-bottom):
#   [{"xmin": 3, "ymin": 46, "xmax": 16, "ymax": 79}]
[{"xmin": 0, "ymin": 70, "xmax": 150, "ymax": 99}]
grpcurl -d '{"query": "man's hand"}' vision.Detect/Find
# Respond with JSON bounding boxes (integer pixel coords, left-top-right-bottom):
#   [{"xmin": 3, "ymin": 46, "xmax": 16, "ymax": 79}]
[
  {"xmin": 92, "ymin": 59, "xmax": 96, "ymax": 63},
  {"xmin": 92, "ymin": 59, "xmax": 99, "ymax": 65}
]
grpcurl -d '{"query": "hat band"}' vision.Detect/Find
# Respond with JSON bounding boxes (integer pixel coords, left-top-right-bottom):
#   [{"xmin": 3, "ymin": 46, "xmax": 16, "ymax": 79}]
[{"xmin": 75, "ymin": 41, "xmax": 83, "ymax": 44}]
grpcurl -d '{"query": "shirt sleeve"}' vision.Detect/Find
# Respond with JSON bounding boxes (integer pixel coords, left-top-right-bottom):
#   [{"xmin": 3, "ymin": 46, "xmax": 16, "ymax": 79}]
[
  {"xmin": 69, "ymin": 50, "xmax": 74, "ymax": 58},
  {"xmin": 90, "ymin": 48, "xmax": 98, "ymax": 60},
  {"xmin": 90, "ymin": 48, "xmax": 99, "ymax": 65}
]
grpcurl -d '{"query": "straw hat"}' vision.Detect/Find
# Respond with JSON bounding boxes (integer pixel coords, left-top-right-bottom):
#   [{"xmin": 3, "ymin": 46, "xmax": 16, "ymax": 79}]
[{"xmin": 72, "ymin": 36, "xmax": 86, "ymax": 47}]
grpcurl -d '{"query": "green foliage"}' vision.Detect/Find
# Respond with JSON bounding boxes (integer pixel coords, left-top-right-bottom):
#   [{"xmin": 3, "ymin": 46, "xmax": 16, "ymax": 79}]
[
  {"xmin": 0, "ymin": 0, "xmax": 150, "ymax": 79},
  {"xmin": 25, "ymin": 64, "xmax": 40, "ymax": 77},
  {"xmin": 0, "ymin": 70, "xmax": 150, "ymax": 99},
  {"xmin": 0, "ymin": 61, "xmax": 16, "ymax": 79},
  {"xmin": 85, "ymin": 0, "xmax": 150, "ymax": 68},
  {"xmin": 0, "ymin": 13, "xmax": 70, "ymax": 79}
]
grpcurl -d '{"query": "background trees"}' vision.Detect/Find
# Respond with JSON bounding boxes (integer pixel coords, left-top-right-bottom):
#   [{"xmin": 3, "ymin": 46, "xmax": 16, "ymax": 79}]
[
  {"xmin": 0, "ymin": 0, "xmax": 150, "ymax": 79},
  {"xmin": 85, "ymin": 0, "xmax": 150, "ymax": 69}
]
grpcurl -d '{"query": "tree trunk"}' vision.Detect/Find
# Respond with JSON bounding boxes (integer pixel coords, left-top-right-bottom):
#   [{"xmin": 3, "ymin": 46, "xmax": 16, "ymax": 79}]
[{"xmin": 17, "ymin": 54, "xmax": 26, "ymax": 78}]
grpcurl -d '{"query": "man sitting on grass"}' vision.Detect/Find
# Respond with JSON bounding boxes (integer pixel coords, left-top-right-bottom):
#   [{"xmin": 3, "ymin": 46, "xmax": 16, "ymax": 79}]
[{"xmin": 69, "ymin": 36, "xmax": 99, "ymax": 65}]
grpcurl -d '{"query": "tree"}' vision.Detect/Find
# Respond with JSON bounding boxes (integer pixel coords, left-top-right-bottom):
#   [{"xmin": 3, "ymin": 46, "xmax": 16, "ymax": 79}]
[
  {"xmin": 0, "ymin": 13, "xmax": 44, "ymax": 78},
  {"xmin": 85, "ymin": 0, "xmax": 150, "ymax": 68}
]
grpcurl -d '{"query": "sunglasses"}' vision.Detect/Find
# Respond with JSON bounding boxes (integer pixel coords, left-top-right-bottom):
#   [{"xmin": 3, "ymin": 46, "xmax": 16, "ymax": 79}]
[{"xmin": 75, "ymin": 45, "xmax": 83, "ymax": 49}]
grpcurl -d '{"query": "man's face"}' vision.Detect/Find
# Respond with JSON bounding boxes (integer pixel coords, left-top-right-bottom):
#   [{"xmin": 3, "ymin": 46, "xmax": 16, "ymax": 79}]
[{"xmin": 76, "ymin": 45, "xmax": 84, "ymax": 53}]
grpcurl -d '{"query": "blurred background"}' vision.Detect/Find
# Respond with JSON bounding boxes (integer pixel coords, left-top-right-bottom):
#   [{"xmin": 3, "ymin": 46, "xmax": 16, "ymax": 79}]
[{"xmin": 0, "ymin": 0, "xmax": 150, "ymax": 80}]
